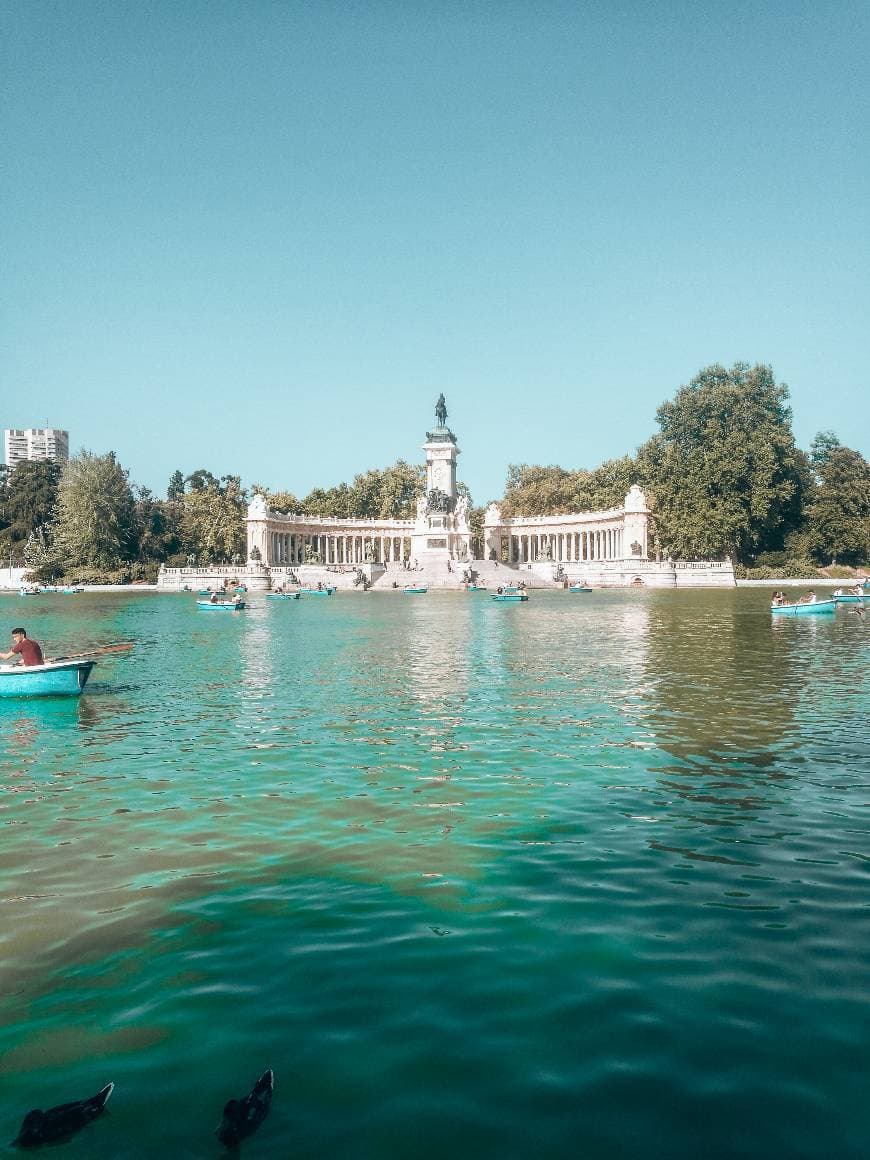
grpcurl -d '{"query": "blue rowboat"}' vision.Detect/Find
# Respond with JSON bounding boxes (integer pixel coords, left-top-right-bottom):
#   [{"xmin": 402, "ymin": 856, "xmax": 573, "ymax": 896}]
[
  {"xmin": 267, "ymin": 592, "xmax": 300, "ymax": 600},
  {"xmin": 833, "ymin": 594, "xmax": 868, "ymax": 604},
  {"xmin": 61, "ymin": 587, "xmax": 82, "ymax": 594},
  {"xmin": 299, "ymin": 587, "xmax": 335, "ymax": 596},
  {"xmin": 18, "ymin": 587, "xmax": 40, "ymax": 596},
  {"xmin": 569, "ymin": 585, "xmax": 592, "ymax": 593},
  {"xmin": 465, "ymin": 584, "xmax": 487, "ymax": 591},
  {"xmin": 0, "ymin": 660, "xmax": 95, "ymax": 699},
  {"xmin": 771, "ymin": 599, "xmax": 835, "ymax": 616},
  {"xmin": 492, "ymin": 592, "xmax": 528, "ymax": 602},
  {"xmin": 403, "ymin": 585, "xmax": 428, "ymax": 594},
  {"xmin": 196, "ymin": 600, "xmax": 245, "ymax": 611}
]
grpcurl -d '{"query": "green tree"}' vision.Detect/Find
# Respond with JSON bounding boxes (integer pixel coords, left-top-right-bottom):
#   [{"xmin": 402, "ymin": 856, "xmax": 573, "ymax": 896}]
[
  {"xmin": 0, "ymin": 459, "xmax": 62, "ymax": 562},
  {"xmin": 809, "ymin": 431, "xmax": 841, "ymax": 468},
  {"xmin": 638, "ymin": 363, "xmax": 806, "ymax": 561},
  {"xmin": 299, "ymin": 460, "xmax": 425, "ymax": 519},
  {"xmin": 300, "ymin": 484, "xmax": 352, "ymax": 518},
  {"xmin": 167, "ymin": 470, "xmax": 185, "ymax": 501},
  {"xmin": 135, "ymin": 487, "xmax": 181, "ymax": 563},
  {"xmin": 52, "ymin": 451, "xmax": 138, "ymax": 570},
  {"xmin": 180, "ymin": 474, "xmax": 247, "ymax": 562},
  {"xmin": 185, "ymin": 468, "xmax": 220, "ymax": 492},
  {"xmin": 500, "ymin": 456, "xmax": 636, "ymax": 517},
  {"xmin": 468, "ymin": 505, "xmax": 485, "ymax": 558},
  {"xmin": 500, "ymin": 464, "xmax": 576, "ymax": 516},
  {"xmin": 375, "ymin": 460, "xmax": 426, "ymax": 517},
  {"xmin": 250, "ymin": 485, "xmax": 301, "ymax": 513},
  {"xmin": 805, "ymin": 435, "xmax": 870, "ymax": 564}
]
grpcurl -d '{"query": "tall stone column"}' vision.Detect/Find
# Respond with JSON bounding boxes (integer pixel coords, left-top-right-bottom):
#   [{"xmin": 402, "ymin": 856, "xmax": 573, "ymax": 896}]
[
  {"xmin": 623, "ymin": 485, "xmax": 651, "ymax": 560},
  {"xmin": 246, "ymin": 494, "xmax": 272, "ymax": 565}
]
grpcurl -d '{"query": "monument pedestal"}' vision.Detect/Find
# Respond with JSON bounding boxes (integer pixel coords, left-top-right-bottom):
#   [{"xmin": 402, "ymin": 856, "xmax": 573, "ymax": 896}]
[{"xmin": 408, "ymin": 417, "xmax": 471, "ymax": 564}]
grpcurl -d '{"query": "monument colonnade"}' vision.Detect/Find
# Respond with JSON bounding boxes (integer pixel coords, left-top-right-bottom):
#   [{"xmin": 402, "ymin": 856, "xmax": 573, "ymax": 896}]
[
  {"xmin": 491, "ymin": 518, "xmax": 627, "ymax": 564},
  {"xmin": 482, "ymin": 484, "xmax": 651, "ymax": 566},
  {"xmin": 249, "ymin": 507, "xmax": 417, "ymax": 568}
]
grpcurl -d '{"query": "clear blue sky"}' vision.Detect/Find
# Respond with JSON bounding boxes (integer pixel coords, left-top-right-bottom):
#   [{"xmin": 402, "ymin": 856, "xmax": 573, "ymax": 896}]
[{"xmin": 3, "ymin": 0, "xmax": 868, "ymax": 504}]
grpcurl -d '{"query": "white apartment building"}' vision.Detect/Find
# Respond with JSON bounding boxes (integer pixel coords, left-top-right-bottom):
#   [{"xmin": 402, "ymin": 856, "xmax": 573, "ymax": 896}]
[{"xmin": 4, "ymin": 427, "xmax": 69, "ymax": 468}]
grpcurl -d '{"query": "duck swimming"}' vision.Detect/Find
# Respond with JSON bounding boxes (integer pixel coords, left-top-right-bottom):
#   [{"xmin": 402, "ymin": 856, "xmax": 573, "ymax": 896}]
[
  {"xmin": 13, "ymin": 1082, "xmax": 114, "ymax": 1148},
  {"xmin": 216, "ymin": 1069, "xmax": 274, "ymax": 1148}
]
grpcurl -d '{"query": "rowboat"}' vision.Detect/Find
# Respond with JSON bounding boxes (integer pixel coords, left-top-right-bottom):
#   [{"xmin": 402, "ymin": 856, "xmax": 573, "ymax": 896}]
[
  {"xmin": 403, "ymin": 585, "xmax": 428, "ymax": 594},
  {"xmin": 196, "ymin": 600, "xmax": 245, "ymax": 611},
  {"xmin": 267, "ymin": 592, "xmax": 300, "ymax": 600},
  {"xmin": 299, "ymin": 587, "xmax": 335, "ymax": 596},
  {"xmin": 0, "ymin": 660, "xmax": 95, "ymax": 698},
  {"xmin": 569, "ymin": 585, "xmax": 592, "ymax": 593},
  {"xmin": 465, "ymin": 583, "xmax": 487, "ymax": 591},
  {"xmin": 832, "ymin": 594, "xmax": 868, "ymax": 604},
  {"xmin": 18, "ymin": 587, "xmax": 40, "ymax": 596},
  {"xmin": 61, "ymin": 586, "xmax": 83, "ymax": 594},
  {"xmin": 770, "ymin": 599, "xmax": 835, "ymax": 616},
  {"xmin": 492, "ymin": 592, "xmax": 528, "ymax": 602}
]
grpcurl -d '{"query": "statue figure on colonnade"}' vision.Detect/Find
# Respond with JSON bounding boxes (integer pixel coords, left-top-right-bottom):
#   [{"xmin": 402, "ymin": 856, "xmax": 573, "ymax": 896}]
[{"xmin": 435, "ymin": 393, "xmax": 447, "ymax": 427}]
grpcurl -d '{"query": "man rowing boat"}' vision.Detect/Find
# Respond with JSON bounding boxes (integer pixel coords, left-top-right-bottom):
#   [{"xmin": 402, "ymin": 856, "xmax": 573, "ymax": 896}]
[{"xmin": 0, "ymin": 627, "xmax": 44, "ymax": 667}]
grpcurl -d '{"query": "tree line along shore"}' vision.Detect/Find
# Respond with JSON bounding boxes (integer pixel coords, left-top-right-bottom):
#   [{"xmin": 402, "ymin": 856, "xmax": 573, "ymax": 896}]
[{"xmin": 2, "ymin": 363, "xmax": 867, "ymax": 586}]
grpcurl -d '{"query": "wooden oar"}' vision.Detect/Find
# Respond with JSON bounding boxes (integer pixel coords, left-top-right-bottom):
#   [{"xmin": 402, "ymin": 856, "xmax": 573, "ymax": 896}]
[{"xmin": 47, "ymin": 642, "xmax": 135, "ymax": 663}]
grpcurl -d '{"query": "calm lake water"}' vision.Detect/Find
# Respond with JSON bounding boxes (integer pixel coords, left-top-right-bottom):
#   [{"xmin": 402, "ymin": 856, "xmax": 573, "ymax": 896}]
[{"xmin": 0, "ymin": 589, "xmax": 868, "ymax": 1159}]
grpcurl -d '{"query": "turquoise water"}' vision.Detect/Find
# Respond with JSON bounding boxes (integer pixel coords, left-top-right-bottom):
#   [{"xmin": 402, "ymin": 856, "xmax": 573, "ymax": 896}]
[{"xmin": 1, "ymin": 589, "xmax": 868, "ymax": 1158}]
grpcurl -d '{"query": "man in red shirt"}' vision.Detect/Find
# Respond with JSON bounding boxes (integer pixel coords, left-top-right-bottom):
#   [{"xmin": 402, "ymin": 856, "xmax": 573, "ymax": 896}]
[{"xmin": 1, "ymin": 628, "xmax": 44, "ymax": 667}]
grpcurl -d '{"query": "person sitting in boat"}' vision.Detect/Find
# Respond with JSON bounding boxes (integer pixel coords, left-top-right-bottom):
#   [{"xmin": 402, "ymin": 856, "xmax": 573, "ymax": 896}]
[
  {"xmin": 210, "ymin": 592, "xmax": 219, "ymax": 604},
  {"xmin": 772, "ymin": 591, "xmax": 785, "ymax": 606},
  {"xmin": 798, "ymin": 590, "xmax": 818, "ymax": 604},
  {"xmin": 852, "ymin": 583, "xmax": 863, "ymax": 596},
  {"xmin": 1, "ymin": 627, "xmax": 44, "ymax": 667}
]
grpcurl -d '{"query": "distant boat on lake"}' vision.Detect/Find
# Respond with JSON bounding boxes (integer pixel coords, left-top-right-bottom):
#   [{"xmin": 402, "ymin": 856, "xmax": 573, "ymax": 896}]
[{"xmin": 771, "ymin": 599, "xmax": 835, "ymax": 616}]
